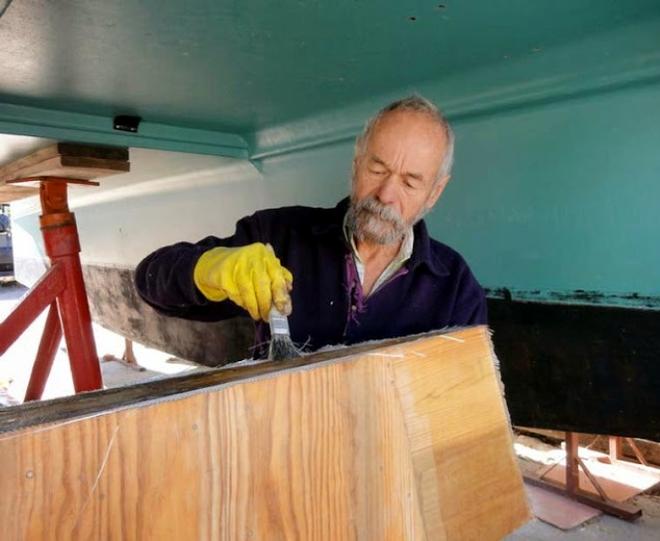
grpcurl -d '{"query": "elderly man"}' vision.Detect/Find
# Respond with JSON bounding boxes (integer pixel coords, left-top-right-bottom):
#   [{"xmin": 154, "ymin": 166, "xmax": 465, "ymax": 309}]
[{"xmin": 135, "ymin": 96, "xmax": 486, "ymax": 357}]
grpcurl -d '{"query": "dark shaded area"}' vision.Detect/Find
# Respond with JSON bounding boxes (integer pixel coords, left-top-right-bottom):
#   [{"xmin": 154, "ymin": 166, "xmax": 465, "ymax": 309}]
[
  {"xmin": 489, "ymin": 298, "xmax": 660, "ymax": 441},
  {"xmin": 83, "ymin": 265, "xmax": 254, "ymax": 366}
]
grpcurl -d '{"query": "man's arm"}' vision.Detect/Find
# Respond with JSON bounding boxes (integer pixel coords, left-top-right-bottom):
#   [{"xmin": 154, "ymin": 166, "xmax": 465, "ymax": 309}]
[{"xmin": 134, "ymin": 215, "xmax": 260, "ymax": 321}]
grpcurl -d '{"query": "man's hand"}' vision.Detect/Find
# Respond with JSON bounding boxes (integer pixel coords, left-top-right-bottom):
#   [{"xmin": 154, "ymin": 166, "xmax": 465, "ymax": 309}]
[{"xmin": 193, "ymin": 243, "xmax": 293, "ymax": 321}]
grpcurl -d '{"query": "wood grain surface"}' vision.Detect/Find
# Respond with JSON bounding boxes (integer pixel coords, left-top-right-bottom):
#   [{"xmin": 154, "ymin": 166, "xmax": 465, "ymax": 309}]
[
  {"xmin": 0, "ymin": 184, "xmax": 39, "ymax": 202},
  {"xmin": 0, "ymin": 326, "xmax": 530, "ymax": 540}
]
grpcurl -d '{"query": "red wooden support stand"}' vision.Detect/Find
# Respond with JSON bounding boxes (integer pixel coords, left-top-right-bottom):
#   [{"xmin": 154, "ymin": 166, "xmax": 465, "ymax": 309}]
[{"xmin": 0, "ymin": 177, "xmax": 102, "ymax": 400}]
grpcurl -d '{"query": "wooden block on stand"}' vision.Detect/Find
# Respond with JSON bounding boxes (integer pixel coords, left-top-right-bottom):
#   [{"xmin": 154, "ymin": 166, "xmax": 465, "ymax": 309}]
[
  {"xmin": 0, "ymin": 326, "xmax": 531, "ymax": 540},
  {"xmin": 0, "ymin": 143, "xmax": 130, "ymax": 202}
]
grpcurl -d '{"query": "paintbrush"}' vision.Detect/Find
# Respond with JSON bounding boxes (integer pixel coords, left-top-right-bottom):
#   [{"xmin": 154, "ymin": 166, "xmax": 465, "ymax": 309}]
[{"xmin": 268, "ymin": 306, "xmax": 301, "ymax": 361}]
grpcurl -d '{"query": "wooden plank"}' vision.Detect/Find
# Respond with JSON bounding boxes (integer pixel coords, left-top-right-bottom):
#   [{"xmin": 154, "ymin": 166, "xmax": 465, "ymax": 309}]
[
  {"xmin": 0, "ymin": 185, "xmax": 39, "ymax": 203},
  {"xmin": 56, "ymin": 142, "xmax": 129, "ymax": 161},
  {"xmin": 1, "ymin": 156, "xmax": 129, "ymax": 182},
  {"xmin": 0, "ymin": 143, "xmax": 130, "ymax": 201},
  {"xmin": 0, "ymin": 327, "xmax": 530, "ymax": 540},
  {"xmin": 0, "ymin": 143, "xmax": 128, "ymax": 177},
  {"xmin": 0, "ymin": 328, "xmax": 483, "ymax": 433},
  {"xmin": 387, "ymin": 330, "xmax": 530, "ymax": 539}
]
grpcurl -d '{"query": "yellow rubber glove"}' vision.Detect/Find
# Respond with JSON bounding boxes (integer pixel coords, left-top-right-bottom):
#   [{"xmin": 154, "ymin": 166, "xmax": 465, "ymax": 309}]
[{"xmin": 193, "ymin": 243, "xmax": 293, "ymax": 321}]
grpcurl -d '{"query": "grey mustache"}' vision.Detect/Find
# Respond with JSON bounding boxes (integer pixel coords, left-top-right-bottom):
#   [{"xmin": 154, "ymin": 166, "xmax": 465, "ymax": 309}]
[{"xmin": 357, "ymin": 199, "xmax": 404, "ymax": 226}]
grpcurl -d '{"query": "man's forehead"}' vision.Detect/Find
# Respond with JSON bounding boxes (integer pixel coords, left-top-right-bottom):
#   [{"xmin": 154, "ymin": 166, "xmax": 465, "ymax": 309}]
[
  {"xmin": 367, "ymin": 111, "xmax": 446, "ymax": 151},
  {"xmin": 364, "ymin": 112, "xmax": 445, "ymax": 170}
]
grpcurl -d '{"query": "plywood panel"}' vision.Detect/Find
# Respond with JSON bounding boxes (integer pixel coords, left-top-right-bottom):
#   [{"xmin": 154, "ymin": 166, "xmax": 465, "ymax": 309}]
[
  {"xmin": 0, "ymin": 326, "xmax": 530, "ymax": 540},
  {"xmin": 388, "ymin": 329, "xmax": 530, "ymax": 540}
]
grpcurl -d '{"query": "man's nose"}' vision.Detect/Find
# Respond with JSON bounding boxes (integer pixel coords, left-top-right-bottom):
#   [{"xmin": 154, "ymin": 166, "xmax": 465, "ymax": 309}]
[{"xmin": 375, "ymin": 174, "xmax": 399, "ymax": 205}]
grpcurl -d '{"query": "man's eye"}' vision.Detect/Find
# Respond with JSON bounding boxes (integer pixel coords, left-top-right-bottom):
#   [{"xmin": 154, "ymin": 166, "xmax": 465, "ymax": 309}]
[
  {"xmin": 369, "ymin": 169, "xmax": 386, "ymax": 175},
  {"xmin": 404, "ymin": 179, "xmax": 417, "ymax": 189}
]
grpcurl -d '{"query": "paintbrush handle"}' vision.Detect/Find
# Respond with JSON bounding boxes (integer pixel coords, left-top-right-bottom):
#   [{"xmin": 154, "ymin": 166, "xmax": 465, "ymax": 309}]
[{"xmin": 268, "ymin": 306, "xmax": 291, "ymax": 336}]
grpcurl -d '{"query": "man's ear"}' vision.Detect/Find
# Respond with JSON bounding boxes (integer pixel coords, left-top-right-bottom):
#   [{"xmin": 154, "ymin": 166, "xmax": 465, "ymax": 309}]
[{"xmin": 427, "ymin": 175, "xmax": 450, "ymax": 208}]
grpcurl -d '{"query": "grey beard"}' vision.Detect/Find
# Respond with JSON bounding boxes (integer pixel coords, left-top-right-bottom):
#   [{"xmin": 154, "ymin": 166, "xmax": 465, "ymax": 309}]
[{"xmin": 346, "ymin": 196, "xmax": 409, "ymax": 245}]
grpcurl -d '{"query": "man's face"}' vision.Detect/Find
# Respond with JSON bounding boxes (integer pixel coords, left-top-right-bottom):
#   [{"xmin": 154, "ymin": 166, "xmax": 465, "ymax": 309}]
[{"xmin": 350, "ymin": 110, "xmax": 450, "ymax": 245}]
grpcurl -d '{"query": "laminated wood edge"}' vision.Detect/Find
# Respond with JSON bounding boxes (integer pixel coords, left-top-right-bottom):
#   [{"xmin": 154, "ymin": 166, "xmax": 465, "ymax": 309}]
[
  {"xmin": 0, "ymin": 326, "xmax": 486, "ymax": 435},
  {"xmin": 0, "ymin": 144, "xmax": 129, "ymax": 183}
]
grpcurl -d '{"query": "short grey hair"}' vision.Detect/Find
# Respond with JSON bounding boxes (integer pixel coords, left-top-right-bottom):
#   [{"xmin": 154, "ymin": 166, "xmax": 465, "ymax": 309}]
[{"xmin": 354, "ymin": 95, "xmax": 455, "ymax": 181}]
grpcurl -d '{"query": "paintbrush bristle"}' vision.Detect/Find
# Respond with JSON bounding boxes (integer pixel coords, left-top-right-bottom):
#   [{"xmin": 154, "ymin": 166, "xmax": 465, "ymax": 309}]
[
  {"xmin": 268, "ymin": 335, "xmax": 302, "ymax": 361},
  {"xmin": 268, "ymin": 306, "xmax": 301, "ymax": 361}
]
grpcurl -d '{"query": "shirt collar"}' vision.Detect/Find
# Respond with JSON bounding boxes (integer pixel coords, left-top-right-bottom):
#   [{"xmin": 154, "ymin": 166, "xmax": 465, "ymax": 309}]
[{"xmin": 342, "ymin": 210, "xmax": 414, "ymax": 266}]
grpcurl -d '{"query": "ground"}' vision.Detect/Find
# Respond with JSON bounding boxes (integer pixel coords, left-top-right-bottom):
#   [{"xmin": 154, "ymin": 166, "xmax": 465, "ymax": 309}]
[
  {"xmin": 509, "ymin": 434, "xmax": 660, "ymax": 539},
  {"xmin": 508, "ymin": 494, "xmax": 660, "ymax": 540}
]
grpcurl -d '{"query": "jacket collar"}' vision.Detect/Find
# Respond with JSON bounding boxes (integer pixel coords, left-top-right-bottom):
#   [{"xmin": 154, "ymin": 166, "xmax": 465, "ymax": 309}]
[
  {"xmin": 409, "ymin": 219, "xmax": 450, "ymax": 277},
  {"xmin": 312, "ymin": 197, "xmax": 449, "ymax": 277}
]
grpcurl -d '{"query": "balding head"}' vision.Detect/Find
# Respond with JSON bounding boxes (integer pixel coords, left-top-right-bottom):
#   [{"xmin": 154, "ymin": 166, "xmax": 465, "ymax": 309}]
[{"xmin": 354, "ymin": 95, "xmax": 455, "ymax": 182}]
